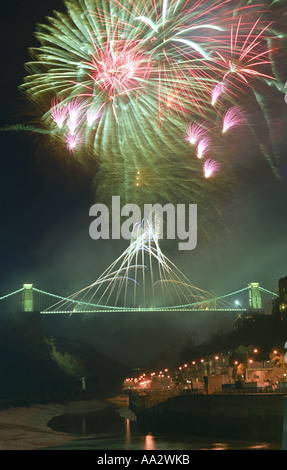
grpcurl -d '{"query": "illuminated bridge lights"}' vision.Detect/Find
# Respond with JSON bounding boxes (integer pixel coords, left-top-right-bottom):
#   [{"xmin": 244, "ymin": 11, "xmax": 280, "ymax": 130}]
[
  {"xmin": 39, "ymin": 307, "xmax": 248, "ymax": 314},
  {"xmin": 0, "ymin": 284, "xmax": 278, "ymax": 314}
]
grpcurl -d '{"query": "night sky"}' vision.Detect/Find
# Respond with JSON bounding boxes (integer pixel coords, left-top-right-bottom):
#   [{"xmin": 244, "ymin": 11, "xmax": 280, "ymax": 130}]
[{"xmin": 1, "ymin": 1, "xmax": 287, "ymax": 366}]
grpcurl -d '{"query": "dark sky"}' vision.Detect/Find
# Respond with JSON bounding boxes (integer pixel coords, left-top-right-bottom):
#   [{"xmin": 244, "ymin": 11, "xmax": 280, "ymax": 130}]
[{"xmin": 1, "ymin": 1, "xmax": 287, "ymax": 366}]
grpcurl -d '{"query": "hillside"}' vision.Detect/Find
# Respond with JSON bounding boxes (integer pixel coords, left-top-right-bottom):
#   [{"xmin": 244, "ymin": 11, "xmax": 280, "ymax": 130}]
[{"xmin": 0, "ymin": 311, "xmax": 130, "ymax": 408}]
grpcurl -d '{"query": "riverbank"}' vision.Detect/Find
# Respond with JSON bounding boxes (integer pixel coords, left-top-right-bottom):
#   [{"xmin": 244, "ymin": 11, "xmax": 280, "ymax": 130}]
[{"xmin": 0, "ymin": 399, "xmax": 110, "ymax": 450}]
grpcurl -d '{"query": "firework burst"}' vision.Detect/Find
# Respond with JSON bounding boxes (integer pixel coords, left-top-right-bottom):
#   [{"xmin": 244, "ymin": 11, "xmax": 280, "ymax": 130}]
[
  {"xmin": 214, "ymin": 17, "xmax": 276, "ymax": 87},
  {"xmin": 14, "ymin": 0, "xmax": 286, "ymax": 238},
  {"xmin": 44, "ymin": 217, "xmax": 215, "ymax": 309}
]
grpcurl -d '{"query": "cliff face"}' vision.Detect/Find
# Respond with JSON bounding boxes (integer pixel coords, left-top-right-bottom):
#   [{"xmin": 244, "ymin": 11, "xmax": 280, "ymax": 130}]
[
  {"xmin": 0, "ymin": 312, "xmax": 129, "ymax": 406},
  {"xmin": 136, "ymin": 394, "xmax": 285, "ymax": 441}
]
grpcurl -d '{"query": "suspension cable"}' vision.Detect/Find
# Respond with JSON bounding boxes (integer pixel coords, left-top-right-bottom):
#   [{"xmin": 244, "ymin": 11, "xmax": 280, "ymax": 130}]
[{"xmin": 0, "ymin": 288, "xmax": 24, "ymax": 301}]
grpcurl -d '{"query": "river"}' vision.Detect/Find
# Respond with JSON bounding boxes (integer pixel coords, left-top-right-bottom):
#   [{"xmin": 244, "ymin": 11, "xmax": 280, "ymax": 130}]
[{"xmin": 44, "ymin": 402, "xmax": 282, "ymax": 450}]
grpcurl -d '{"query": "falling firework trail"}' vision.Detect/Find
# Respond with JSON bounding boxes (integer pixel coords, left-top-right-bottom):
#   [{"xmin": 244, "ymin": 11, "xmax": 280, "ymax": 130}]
[
  {"xmin": 251, "ymin": 89, "xmax": 282, "ymax": 177},
  {"xmin": 44, "ymin": 218, "xmax": 231, "ymax": 310},
  {"xmin": 0, "ymin": 125, "xmax": 52, "ymax": 135}
]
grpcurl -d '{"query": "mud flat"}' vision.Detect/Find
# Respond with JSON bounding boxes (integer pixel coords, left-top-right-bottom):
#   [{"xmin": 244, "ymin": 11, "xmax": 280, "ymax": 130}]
[{"xmin": 0, "ymin": 399, "xmax": 108, "ymax": 450}]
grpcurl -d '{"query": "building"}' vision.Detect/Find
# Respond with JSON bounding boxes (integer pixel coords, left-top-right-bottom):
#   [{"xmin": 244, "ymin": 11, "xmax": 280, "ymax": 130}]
[
  {"xmin": 272, "ymin": 276, "xmax": 287, "ymax": 319},
  {"xmin": 278, "ymin": 276, "xmax": 287, "ymax": 317},
  {"xmin": 246, "ymin": 361, "xmax": 275, "ymax": 383}
]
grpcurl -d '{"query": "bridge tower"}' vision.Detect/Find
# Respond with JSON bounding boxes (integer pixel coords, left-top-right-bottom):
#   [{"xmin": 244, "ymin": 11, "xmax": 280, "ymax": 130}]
[
  {"xmin": 22, "ymin": 284, "xmax": 34, "ymax": 312},
  {"xmin": 248, "ymin": 282, "xmax": 262, "ymax": 309}
]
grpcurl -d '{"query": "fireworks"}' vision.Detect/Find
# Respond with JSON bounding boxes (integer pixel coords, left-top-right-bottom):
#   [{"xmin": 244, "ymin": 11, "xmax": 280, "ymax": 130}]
[
  {"xmin": 50, "ymin": 98, "xmax": 68, "ymax": 129},
  {"xmin": 211, "ymin": 82, "xmax": 225, "ymax": 106},
  {"xmin": 204, "ymin": 159, "xmax": 221, "ymax": 178},
  {"xmin": 44, "ymin": 217, "xmax": 214, "ymax": 310},
  {"xmin": 197, "ymin": 138, "xmax": 211, "ymax": 159},
  {"xmin": 15, "ymin": 0, "xmax": 286, "ymax": 232},
  {"xmin": 222, "ymin": 106, "xmax": 245, "ymax": 134},
  {"xmin": 185, "ymin": 122, "xmax": 208, "ymax": 146},
  {"xmin": 66, "ymin": 131, "xmax": 82, "ymax": 153},
  {"xmin": 86, "ymin": 106, "xmax": 102, "ymax": 126},
  {"xmin": 85, "ymin": 38, "xmax": 151, "ymax": 96},
  {"xmin": 214, "ymin": 17, "xmax": 276, "ymax": 87}
]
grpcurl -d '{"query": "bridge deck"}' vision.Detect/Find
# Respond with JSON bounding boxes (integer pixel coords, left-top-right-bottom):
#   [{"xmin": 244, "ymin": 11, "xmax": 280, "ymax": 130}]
[{"xmin": 40, "ymin": 308, "xmax": 247, "ymax": 314}]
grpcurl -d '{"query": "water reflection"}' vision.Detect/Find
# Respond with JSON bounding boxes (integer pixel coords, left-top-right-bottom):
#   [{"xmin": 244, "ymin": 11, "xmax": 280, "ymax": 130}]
[
  {"xmin": 248, "ymin": 443, "xmax": 270, "ymax": 450},
  {"xmin": 124, "ymin": 417, "xmax": 156, "ymax": 450},
  {"xmin": 81, "ymin": 416, "xmax": 86, "ymax": 436},
  {"xmin": 125, "ymin": 419, "xmax": 131, "ymax": 446},
  {"xmin": 142, "ymin": 433, "xmax": 156, "ymax": 450},
  {"xmin": 47, "ymin": 406, "xmax": 281, "ymax": 450},
  {"xmin": 211, "ymin": 442, "xmax": 228, "ymax": 450}
]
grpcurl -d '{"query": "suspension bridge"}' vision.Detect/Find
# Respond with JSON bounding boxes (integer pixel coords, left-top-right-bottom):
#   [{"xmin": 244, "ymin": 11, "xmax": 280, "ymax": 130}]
[
  {"xmin": 0, "ymin": 281, "xmax": 278, "ymax": 315},
  {"xmin": 0, "ymin": 222, "xmax": 279, "ymax": 315}
]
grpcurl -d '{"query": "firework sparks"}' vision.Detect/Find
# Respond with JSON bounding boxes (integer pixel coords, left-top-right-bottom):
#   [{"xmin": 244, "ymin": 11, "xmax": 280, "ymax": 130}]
[
  {"xmin": 50, "ymin": 98, "xmax": 68, "ymax": 129},
  {"xmin": 65, "ymin": 131, "xmax": 82, "ymax": 153},
  {"xmin": 222, "ymin": 106, "xmax": 245, "ymax": 133},
  {"xmin": 197, "ymin": 137, "xmax": 211, "ymax": 159},
  {"xmin": 85, "ymin": 38, "xmax": 152, "ymax": 97},
  {"xmin": 211, "ymin": 82, "xmax": 225, "ymax": 106},
  {"xmin": 215, "ymin": 17, "xmax": 276, "ymax": 87},
  {"xmin": 44, "ymin": 217, "xmax": 214, "ymax": 310},
  {"xmin": 14, "ymin": 0, "xmax": 286, "ymax": 216},
  {"xmin": 203, "ymin": 159, "xmax": 221, "ymax": 178},
  {"xmin": 185, "ymin": 122, "xmax": 207, "ymax": 145},
  {"xmin": 86, "ymin": 105, "xmax": 103, "ymax": 126}
]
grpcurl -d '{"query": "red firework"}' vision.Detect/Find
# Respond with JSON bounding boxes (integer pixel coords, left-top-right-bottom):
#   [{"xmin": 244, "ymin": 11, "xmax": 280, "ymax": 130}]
[
  {"xmin": 214, "ymin": 17, "xmax": 276, "ymax": 87},
  {"xmin": 85, "ymin": 38, "xmax": 152, "ymax": 97}
]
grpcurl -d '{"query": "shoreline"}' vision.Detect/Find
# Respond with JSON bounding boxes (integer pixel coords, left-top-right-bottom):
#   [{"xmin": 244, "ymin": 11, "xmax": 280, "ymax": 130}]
[{"xmin": 0, "ymin": 398, "xmax": 112, "ymax": 450}]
